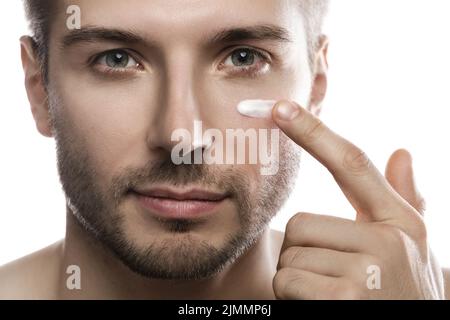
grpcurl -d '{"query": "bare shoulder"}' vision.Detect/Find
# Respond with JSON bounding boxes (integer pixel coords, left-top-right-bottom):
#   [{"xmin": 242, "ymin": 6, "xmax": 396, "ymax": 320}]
[{"xmin": 0, "ymin": 240, "xmax": 63, "ymax": 299}]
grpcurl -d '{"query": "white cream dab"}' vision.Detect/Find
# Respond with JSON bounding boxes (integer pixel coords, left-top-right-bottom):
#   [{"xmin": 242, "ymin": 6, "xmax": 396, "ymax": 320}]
[{"xmin": 237, "ymin": 99, "xmax": 277, "ymax": 119}]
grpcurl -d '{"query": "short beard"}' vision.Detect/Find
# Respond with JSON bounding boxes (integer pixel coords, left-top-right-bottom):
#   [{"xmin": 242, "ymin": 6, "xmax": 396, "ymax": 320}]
[{"xmin": 49, "ymin": 92, "xmax": 301, "ymax": 280}]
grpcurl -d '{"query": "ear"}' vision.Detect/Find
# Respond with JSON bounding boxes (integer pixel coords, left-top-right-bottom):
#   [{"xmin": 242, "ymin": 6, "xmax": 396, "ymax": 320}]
[
  {"xmin": 20, "ymin": 36, "xmax": 53, "ymax": 138},
  {"xmin": 308, "ymin": 35, "xmax": 329, "ymax": 117}
]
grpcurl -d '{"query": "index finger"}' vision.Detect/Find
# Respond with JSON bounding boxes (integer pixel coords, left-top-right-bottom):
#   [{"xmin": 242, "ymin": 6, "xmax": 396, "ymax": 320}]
[{"xmin": 271, "ymin": 100, "xmax": 413, "ymax": 223}]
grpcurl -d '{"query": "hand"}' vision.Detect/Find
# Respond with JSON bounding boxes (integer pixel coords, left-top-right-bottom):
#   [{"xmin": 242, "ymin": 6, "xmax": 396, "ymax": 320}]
[{"xmin": 271, "ymin": 100, "xmax": 444, "ymax": 300}]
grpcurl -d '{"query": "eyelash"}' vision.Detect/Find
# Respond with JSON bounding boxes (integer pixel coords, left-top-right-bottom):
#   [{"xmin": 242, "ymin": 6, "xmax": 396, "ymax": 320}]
[{"xmin": 89, "ymin": 47, "xmax": 272, "ymax": 78}]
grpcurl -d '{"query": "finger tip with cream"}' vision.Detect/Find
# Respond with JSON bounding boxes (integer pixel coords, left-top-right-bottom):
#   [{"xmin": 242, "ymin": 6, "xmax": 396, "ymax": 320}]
[{"xmin": 273, "ymin": 100, "xmax": 301, "ymax": 122}]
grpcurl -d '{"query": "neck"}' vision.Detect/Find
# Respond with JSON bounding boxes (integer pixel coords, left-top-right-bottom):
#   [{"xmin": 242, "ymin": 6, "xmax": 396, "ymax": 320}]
[{"xmin": 57, "ymin": 210, "xmax": 281, "ymax": 299}]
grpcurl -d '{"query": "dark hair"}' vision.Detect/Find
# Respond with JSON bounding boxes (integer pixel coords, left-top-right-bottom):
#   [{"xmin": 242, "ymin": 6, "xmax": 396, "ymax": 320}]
[
  {"xmin": 24, "ymin": 0, "xmax": 328, "ymax": 80},
  {"xmin": 23, "ymin": 0, "xmax": 57, "ymax": 81}
]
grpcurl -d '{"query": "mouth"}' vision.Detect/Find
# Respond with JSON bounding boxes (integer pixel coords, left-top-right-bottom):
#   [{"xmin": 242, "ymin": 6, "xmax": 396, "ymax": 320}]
[{"xmin": 130, "ymin": 186, "xmax": 230, "ymax": 220}]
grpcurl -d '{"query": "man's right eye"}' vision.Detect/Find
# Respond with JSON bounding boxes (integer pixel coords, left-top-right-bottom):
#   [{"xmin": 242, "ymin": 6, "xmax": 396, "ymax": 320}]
[{"xmin": 92, "ymin": 49, "xmax": 143, "ymax": 74}]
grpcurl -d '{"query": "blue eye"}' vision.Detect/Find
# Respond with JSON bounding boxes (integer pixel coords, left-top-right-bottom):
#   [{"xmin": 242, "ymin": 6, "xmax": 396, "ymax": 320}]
[
  {"xmin": 230, "ymin": 49, "xmax": 256, "ymax": 66},
  {"xmin": 95, "ymin": 50, "xmax": 140, "ymax": 69},
  {"xmin": 222, "ymin": 48, "xmax": 270, "ymax": 77}
]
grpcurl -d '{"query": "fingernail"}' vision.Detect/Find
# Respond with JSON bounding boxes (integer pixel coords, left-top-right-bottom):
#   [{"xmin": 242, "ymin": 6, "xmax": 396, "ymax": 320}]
[{"xmin": 275, "ymin": 101, "xmax": 300, "ymax": 121}]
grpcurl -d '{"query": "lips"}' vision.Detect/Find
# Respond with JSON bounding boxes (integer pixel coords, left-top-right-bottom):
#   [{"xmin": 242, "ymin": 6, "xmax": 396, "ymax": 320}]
[
  {"xmin": 135, "ymin": 187, "xmax": 228, "ymax": 201},
  {"xmin": 131, "ymin": 187, "xmax": 229, "ymax": 219}
]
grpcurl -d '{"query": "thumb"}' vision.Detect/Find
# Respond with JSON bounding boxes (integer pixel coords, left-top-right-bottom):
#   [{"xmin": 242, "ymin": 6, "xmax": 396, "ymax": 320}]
[{"xmin": 385, "ymin": 149, "xmax": 426, "ymax": 215}]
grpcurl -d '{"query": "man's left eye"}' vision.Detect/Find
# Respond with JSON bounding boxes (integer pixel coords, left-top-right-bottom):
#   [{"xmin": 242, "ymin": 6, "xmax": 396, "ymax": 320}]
[{"xmin": 224, "ymin": 48, "xmax": 268, "ymax": 67}]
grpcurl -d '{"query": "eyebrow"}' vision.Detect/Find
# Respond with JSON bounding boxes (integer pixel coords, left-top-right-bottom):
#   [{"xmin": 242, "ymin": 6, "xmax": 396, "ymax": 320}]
[
  {"xmin": 62, "ymin": 26, "xmax": 146, "ymax": 48},
  {"xmin": 206, "ymin": 24, "xmax": 292, "ymax": 45},
  {"xmin": 61, "ymin": 24, "xmax": 292, "ymax": 49}
]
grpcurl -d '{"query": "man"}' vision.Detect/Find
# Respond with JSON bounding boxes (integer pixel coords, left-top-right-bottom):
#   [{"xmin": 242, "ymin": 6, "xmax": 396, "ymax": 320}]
[{"xmin": 0, "ymin": 0, "xmax": 448, "ymax": 299}]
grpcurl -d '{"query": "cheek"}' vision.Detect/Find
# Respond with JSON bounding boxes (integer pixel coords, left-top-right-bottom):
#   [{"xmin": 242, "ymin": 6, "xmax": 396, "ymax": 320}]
[
  {"xmin": 197, "ymin": 67, "xmax": 311, "ymax": 130},
  {"xmin": 194, "ymin": 74, "xmax": 297, "ymax": 177},
  {"xmin": 53, "ymin": 75, "xmax": 157, "ymax": 176}
]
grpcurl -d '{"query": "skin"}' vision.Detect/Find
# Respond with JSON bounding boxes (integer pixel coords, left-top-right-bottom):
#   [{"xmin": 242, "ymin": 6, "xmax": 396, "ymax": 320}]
[
  {"xmin": 1, "ymin": 0, "xmax": 450, "ymax": 299},
  {"xmin": 271, "ymin": 104, "xmax": 447, "ymax": 299}
]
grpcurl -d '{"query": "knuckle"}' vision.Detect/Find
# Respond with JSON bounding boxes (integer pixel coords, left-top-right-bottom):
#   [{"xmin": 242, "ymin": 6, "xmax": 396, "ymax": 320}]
[
  {"xmin": 272, "ymin": 270, "xmax": 286, "ymax": 299},
  {"xmin": 279, "ymin": 247, "xmax": 296, "ymax": 268},
  {"xmin": 341, "ymin": 145, "xmax": 372, "ymax": 175},
  {"xmin": 286, "ymin": 214, "xmax": 300, "ymax": 233},
  {"xmin": 273, "ymin": 268, "xmax": 301, "ymax": 299},
  {"xmin": 285, "ymin": 213, "xmax": 311, "ymax": 241},
  {"xmin": 378, "ymin": 214, "xmax": 427, "ymax": 244},
  {"xmin": 280, "ymin": 247, "xmax": 305, "ymax": 268},
  {"xmin": 302, "ymin": 117, "xmax": 326, "ymax": 143}
]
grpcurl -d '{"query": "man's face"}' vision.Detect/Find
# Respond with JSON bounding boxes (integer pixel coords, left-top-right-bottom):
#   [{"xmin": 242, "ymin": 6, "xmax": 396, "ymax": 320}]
[{"xmin": 46, "ymin": 0, "xmax": 312, "ymax": 279}]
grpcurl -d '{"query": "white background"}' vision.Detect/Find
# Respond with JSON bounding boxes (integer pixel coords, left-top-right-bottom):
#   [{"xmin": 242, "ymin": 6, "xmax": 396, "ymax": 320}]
[{"xmin": 1, "ymin": 0, "xmax": 450, "ymax": 267}]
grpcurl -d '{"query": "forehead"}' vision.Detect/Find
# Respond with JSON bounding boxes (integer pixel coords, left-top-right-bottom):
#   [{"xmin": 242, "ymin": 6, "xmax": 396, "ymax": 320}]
[{"xmin": 56, "ymin": 0, "xmax": 305, "ymax": 44}]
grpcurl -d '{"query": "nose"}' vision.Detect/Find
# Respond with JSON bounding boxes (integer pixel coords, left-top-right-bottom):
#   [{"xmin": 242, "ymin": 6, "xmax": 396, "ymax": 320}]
[{"xmin": 146, "ymin": 56, "xmax": 212, "ymax": 157}]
